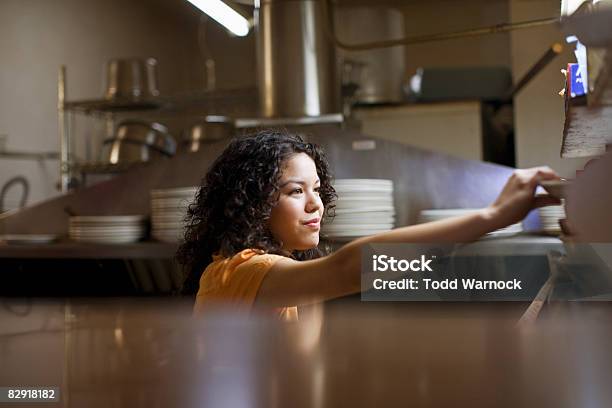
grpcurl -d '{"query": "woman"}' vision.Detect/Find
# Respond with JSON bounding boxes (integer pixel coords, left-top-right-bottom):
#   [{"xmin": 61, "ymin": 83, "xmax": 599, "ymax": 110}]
[{"xmin": 177, "ymin": 130, "xmax": 560, "ymax": 317}]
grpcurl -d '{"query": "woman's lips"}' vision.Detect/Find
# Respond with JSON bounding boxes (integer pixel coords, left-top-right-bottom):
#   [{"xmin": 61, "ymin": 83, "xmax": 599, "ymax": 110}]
[{"xmin": 302, "ymin": 218, "xmax": 320, "ymax": 229}]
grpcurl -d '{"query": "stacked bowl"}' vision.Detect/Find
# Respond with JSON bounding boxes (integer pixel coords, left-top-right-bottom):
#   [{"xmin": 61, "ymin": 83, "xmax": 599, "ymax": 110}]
[
  {"xmin": 322, "ymin": 179, "xmax": 395, "ymax": 241},
  {"xmin": 69, "ymin": 216, "xmax": 147, "ymax": 244},
  {"xmin": 150, "ymin": 187, "xmax": 198, "ymax": 243}
]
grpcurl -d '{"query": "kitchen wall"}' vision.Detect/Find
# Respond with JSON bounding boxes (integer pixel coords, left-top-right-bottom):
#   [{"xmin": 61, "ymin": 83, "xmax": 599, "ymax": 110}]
[
  {"xmin": 0, "ymin": 0, "xmax": 592, "ymax": 209},
  {"xmin": 509, "ymin": 0, "xmax": 590, "ymax": 177},
  {"xmin": 0, "ymin": 0, "xmax": 256, "ymax": 210},
  {"xmin": 400, "ymin": 0, "xmax": 512, "ymax": 77},
  {"xmin": 395, "ymin": 0, "xmax": 589, "ymax": 177},
  {"xmin": 356, "ymin": 0, "xmax": 511, "ymax": 161}
]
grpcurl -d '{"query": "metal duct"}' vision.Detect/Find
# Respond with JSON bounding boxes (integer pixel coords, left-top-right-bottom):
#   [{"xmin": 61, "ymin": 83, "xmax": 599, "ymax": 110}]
[
  {"xmin": 335, "ymin": 6, "xmax": 406, "ymax": 104},
  {"xmin": 255, "ymin": 0, "xmax": 340, "ymax": 117}
]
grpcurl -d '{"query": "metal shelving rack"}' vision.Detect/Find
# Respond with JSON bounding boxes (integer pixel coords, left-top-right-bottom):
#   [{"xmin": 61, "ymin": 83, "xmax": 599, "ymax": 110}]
[{"xmin": 57, "ymin": 68, "xmax": 259, "ymax": 192}]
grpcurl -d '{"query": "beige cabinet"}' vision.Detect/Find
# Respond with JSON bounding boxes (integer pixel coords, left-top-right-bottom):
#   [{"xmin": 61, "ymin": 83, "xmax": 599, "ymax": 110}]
[{"xmin": 354, "ymin": 101, "xmax": 483, "ymax": 161}]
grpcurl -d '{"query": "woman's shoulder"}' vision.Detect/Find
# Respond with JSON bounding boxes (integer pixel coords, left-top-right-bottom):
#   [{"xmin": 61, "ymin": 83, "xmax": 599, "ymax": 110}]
[
  {"xmin": 210, "ymin": 248, "xmax": 288, "ymax": 270},
  {"xmin": 195, "ymin": 249, "xmax": 288, "ymax": 311},
  {"xmin": 198, "ymin": 249, "xmax": 288, "ymax": 295}
]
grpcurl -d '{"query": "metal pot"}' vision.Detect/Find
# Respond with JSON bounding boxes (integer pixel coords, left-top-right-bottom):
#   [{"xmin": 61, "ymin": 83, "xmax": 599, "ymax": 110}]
[
  {"xmin": 101, "ymin": 121, "xmax": 176, "ymax": 164},
  {"xmin": 104, "ymin": 58, "xmax": 159, "ymax": 100},
  {"xmin": 183, "ymin": 116, "xmax": 234, "ymax": 153}
]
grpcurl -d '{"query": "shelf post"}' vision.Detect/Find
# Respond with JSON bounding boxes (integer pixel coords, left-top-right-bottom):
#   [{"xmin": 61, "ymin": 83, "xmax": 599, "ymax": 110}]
[{"xmin": 58, "ymin": 65, "xmax": 71, "ymax": 192}]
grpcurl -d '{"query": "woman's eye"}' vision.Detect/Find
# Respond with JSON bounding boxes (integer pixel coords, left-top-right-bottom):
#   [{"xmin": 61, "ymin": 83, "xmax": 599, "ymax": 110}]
[
  {"xmin": 291, "ymin": 188, "xmax": 303, "ymax": 195},
  {"xmin": 314, "ymin": 187, "xmax": 321, "ymax": 194}
]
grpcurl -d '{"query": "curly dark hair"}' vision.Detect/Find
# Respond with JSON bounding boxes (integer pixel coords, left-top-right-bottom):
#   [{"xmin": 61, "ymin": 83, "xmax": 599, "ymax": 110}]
[{"xmin": 176, "ymin": 129, "xmax": 337, "ymax": 295}]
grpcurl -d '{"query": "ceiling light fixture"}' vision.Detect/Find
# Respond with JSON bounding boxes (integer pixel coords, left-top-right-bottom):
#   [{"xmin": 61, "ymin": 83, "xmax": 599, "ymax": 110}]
[{"xmin": 186, "ymin": 0, "xmax": 250, "ymax": 37}]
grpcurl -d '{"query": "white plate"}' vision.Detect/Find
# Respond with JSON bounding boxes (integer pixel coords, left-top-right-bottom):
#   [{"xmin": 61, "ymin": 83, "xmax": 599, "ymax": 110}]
[
  {"xmin": 322, "ymin": 230, "xmax": 390, "ymax": 238},
  {"xmin": 151, "ymin": 187, "xmax": 198, "ymax": 198},
  {"xmin": 69, "ymin": 224, "xmax": 145, "ymax": 230},
  {"xmin": 329, "ymin": 215, "xmax": 395, "ymax": 224},
  {"xmin": 152, "ymin": 228, "xmax": 183, "ymax": 234},
  {"xmin": 419, "ymin": 209, "xmax": 480, "ymax": 217},
  {"xmin": 151, "ymin": 197, "xmax": 194, "ymax": 206},
  {"xmin": 321, "ymin": 225, "xmax": 393, "ymax": 233},
  {"xmin": 70, "ymin": 236, "xmax": 145, "ymax": 242},
  {"xmin": 69, "ymin": 228, "xmax": 145, "ymax": 235},
  {"xmin": 331, "ymin": 207, "xmax": 395, "ymax": 215},
  {"xmin": 323, "ymin": 220, "xmax": 393, "ymax": 229},
  {"xmin": 418, "ymin": 209, "xmax": 486, "ymax": 224},
  {"xmin": 335, "ymin": 183, "xmax": 393, "ymax": 189},
  {"xmin": 322, "ymin": 235, "xmax": 382, "ymax": 243},
  {"xmin": 334, "ymin": 179, "xmax": 393, "ymax": 185},
  {"xmin": 70, "ymin": 235, "xmax": 145, "ymax": 241},
  {"xmin": 336, "ymin": 198, "xmax": 394, "ymax": 204},
  {"xmin": 152, "ymin": 214, "xmax": 186, "ymax": 222},
  {"xmin": 334, "ymin": 181, "xmax": 392, "ymax": 189},
  {"xmin": 539, "ymin": 205, "xmax": 565, "ymax": 211},
  {"xmin": 70, "ymin": 225, "xmax": 146, "ymax": 232},
  {"xmin": 151, "ymin": 210, "xmax": 187, "ymax": 217},
  {"xmin": 151, "ymin": 206, "xmax": 190, "ymax": 212},
  {"xmin": 0, "ymin": 234, "xmax": 58, "ymax": 244},
  {"xmin": 335, "ymin": 203, "xmax": 394, "ymax": 211},
  {"xmin": 151, "ymin": 214, "xmax": 187, "ymax": 221},
  {"xmin": 322, "ymin": 229, "xmax": 394, "ymax": 235},
  {"xmin": 69, "ymin": 215, "xmax": 146, "ymax": 224},
  {"xmin": 152, "ymin": 228, "xmax": 185, "ymax": 234},
  {"xmin": 336, "ymin": 192, "xmax": 394, "ymax": 200},
  {"xmin": 71, "ymin": 236, "xmax": 142, "ymax": 244},
  {"xmin": 334, "ymin": 187, "xmax": 393, "ymax": 194}
]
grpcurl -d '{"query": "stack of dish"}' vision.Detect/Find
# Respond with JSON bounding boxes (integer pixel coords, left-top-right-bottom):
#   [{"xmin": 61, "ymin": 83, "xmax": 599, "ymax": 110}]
[
  {"xmin": 322, "ymin": 179, "xmax": 395, "ymax": 241},
  {"xmin": 69, "ymin": 216, "xmax": 147, "ymax": 244},
  {"xmin": 418, "ymin": 209, "xmax": 523, "ymax": 236},
  {"xmin": 151, "ymin": 187, "xmax": 198, "ymax": 243},
  {"xmin": 538, "ymin": 202, "xmax": 565, "ymax": 235}
]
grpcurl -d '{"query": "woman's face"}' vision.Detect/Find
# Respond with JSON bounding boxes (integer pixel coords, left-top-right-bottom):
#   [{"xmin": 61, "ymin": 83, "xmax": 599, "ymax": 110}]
[{"xmin": 268, "ymin": 152, "xmax": 324, "ymax": 252}]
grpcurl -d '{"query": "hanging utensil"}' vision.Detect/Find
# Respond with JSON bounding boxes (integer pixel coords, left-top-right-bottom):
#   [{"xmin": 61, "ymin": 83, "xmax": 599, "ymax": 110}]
[{"xmin": 0, "ymin": 176, "xmax": 29, "ymax": 213}]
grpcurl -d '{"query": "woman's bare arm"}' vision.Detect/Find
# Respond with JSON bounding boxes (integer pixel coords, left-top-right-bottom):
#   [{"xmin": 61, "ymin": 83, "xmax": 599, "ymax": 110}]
[{"xmin": 254, "ymin": 167, "xmax": 561, "ymax": 307}]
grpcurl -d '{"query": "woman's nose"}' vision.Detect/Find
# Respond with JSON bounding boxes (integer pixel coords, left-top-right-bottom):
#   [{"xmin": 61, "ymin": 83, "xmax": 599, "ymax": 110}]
[{"xmin": 305, "ymin": 191, "xmax": 321, "ymax": 212}]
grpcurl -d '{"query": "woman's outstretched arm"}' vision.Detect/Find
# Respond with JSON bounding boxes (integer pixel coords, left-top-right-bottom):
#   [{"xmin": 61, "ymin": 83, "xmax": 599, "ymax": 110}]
[{"xmin": 254, "ymin": 167, "xmax": 561, "ymax": 307}]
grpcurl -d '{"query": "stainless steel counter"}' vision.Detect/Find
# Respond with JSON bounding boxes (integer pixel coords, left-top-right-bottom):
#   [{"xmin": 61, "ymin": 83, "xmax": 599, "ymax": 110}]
[{"xmin": 1, "ymin": 298, "xmax": 612, "ymax": 408}]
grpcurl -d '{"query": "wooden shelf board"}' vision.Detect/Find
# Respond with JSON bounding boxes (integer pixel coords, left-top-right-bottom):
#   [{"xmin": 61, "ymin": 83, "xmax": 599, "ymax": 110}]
[{"xmin": 562, "ymin": 104, "xmax": 612, "ymax": 158}]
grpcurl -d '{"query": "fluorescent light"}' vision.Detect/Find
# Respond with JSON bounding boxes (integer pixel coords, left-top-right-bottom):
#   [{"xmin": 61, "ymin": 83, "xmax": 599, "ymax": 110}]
[{"xmin": 187, "ymin": 0, "xmax": 250, "ymax": 37}]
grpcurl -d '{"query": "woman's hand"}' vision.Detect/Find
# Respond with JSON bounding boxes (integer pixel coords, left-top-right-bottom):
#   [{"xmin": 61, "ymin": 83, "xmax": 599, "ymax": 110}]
[{"xmin": 485, "ymin": 166, "xmax": 561, "ymax": 229}]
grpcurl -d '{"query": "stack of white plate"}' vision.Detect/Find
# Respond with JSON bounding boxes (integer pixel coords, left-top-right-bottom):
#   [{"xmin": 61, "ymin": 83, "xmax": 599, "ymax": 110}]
[
  {"xmin": 418, "ymin": 209, "xmax": 523, "ymax": 236},
  {"xmin": 538, "ymin": 202, "xmax": 565, "ymax": 234},
  {"xmin": 151, "ymin": 187, "xmax": 198, "ymax": 243},
  {"xmin": 322, "ymin": 179, "xmax": 395, "ymax": 241},
  {"xmin": 69, "ymin": 216, "xmax": 147, "ymax": 244}
]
